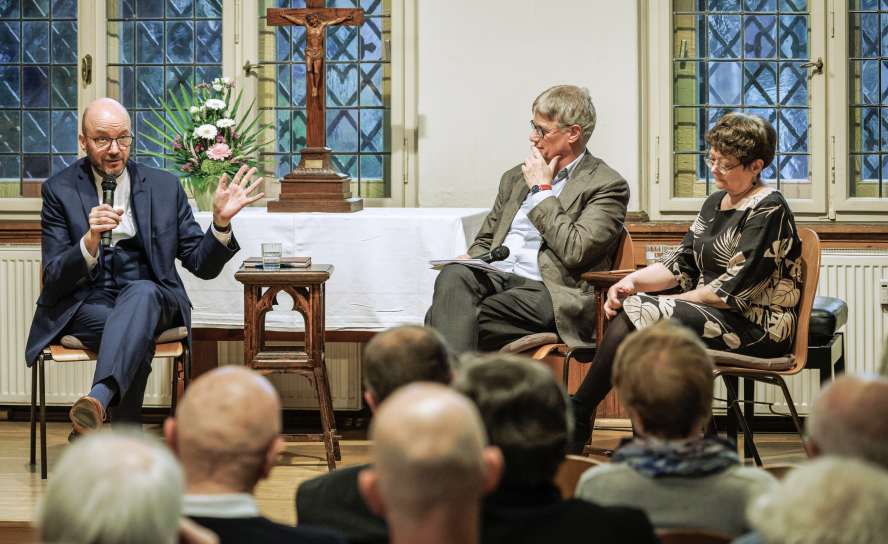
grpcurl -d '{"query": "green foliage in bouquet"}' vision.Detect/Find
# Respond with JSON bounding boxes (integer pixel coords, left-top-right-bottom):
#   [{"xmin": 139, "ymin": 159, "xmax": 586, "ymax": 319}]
[{"xmin": 137, "ymin": 77, "xmax": 276, "ymax": 198}]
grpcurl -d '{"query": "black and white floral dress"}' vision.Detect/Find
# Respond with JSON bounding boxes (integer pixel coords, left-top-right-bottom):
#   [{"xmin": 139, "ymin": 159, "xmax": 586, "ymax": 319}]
[{"xmin": 624, "ymin": 190, "xmax": 802, "ymax": 357}]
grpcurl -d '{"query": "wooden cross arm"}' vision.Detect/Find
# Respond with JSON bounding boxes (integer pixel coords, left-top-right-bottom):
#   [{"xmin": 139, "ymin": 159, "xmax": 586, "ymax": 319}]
[{"xmin": 267, "ymin": 8, "xmax": 365, "ymax": 27}]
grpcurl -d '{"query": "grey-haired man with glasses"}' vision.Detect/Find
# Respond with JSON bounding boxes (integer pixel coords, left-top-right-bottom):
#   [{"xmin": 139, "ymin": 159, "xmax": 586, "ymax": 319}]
[
  {"xmin": 25, "ymin": 98, "xmax": 264, "ymax": 439},
  {"xmin": 425, "ymin": 85, "xmax": 629, "ymax": 355}
]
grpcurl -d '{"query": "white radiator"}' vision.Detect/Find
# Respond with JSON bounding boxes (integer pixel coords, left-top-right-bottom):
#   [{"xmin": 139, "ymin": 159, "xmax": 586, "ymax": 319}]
[
  {"xmin": 716, "ymin": 248, "xmax": 888, "ymax": 417},
  {"xmin": 0, "ymin": 244, "xmax": 363, "ymax": 410}
]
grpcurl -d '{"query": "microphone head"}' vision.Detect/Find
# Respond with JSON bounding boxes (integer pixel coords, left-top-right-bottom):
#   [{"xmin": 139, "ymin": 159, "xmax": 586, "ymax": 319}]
[
  {"xmin": 491, "ymin": 246, "xmax": 510, "ymax": 261},
  {"xmin": 101, "ymin": 174, "xmax": 117, "ymax": 192}
]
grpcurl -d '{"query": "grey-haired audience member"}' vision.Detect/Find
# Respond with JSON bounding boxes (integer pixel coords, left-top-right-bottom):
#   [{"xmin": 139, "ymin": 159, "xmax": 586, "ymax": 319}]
[
  {"xmin": 805, "ymin": 373, "xmax": 888, "ymax": 469},
  {"xmin": 452, "ymin": 354, "xmax": 659, "ymax": 544},
  {"xmin": 358, "ymin": 383, "xmax": 503, "ymax": 544},
  {"xmin": 37, "ymin": 432, "xmax": 185, "ymax": 544},
  {"xmin": 575, "ymin": 320, "xmax": 775, "ymax": 538},
  {"xmin": 165, "ymin": 366, "xmax": 344, "ymax": 544},
  {"xmin": 745, "ymin": 457, "xmax": 888, "ymax": 544},
  {"xmin": 296, "ymin": 325, "xmax": 454, "ymax": 542}
]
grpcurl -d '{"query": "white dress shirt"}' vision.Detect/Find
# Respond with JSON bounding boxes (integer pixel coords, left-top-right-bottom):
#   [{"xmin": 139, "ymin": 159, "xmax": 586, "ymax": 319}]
[
  {"xmin": 492, "ymin": 151, "xmax": 586, "ymax": 281},
  {"xmin": 80, "ymin": 166, "xmax": 231, "ymax": 269},
  {"xmin": 182, "ymin": 493, "xmax": 261, "ymax": 518}
]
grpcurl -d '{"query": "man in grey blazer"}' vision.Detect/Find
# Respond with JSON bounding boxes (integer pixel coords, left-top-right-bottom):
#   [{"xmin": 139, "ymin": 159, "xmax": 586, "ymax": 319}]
[{"xmin": 426, "ymin": 85, "xmax": 629, "ymax": 355}]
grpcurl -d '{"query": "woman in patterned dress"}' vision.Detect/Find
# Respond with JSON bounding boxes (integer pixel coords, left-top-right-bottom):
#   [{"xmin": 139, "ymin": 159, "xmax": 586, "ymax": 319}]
[{"xmin": 568, "ymin": 113, "xmax": 803, "ymax": 453}]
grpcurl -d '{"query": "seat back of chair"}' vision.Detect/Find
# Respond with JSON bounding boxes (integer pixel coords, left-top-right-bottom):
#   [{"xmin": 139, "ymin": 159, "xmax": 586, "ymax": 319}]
[
  {"xmin": 789, "ymin": 229, "xmax": 821, "ymax": 371},
  {"xmin": 553, "ymin": 455, "xmax": 602, "ymax": 499},
  {"xmin": 613, "ymin": 226, "xmax": 635, "ymax": 270},
  {"xmin": 657, "ymin": 530, "xmax": 732, "ymax": 544}
]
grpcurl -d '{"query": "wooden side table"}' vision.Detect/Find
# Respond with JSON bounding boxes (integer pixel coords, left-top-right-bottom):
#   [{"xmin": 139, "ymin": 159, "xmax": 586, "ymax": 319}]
[{"xmin": 234, "ymin": 264, "xmax": 341, "ymax": 470}]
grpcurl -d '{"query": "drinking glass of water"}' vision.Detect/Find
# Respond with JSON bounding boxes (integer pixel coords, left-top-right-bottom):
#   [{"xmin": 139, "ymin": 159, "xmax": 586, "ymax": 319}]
[{"xmin": 262, "ymin": 243, "xmax": 282, "ymax": 271}]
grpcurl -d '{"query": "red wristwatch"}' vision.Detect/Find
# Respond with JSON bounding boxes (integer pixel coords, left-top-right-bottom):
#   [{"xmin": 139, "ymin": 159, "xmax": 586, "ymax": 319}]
[{"xmin": 531, "ymin": 184, "xmax": 553, "ymax": 195}]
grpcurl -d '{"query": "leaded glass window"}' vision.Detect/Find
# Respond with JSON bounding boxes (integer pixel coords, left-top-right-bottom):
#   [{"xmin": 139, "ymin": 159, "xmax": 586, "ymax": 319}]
[
  {"xmin": 849, "ymin": 0, "xmax": 888, "ymax": 198},
  {"xmin": 672, "ymin": 0, "xmax": 811, "ymax": 199},
  {"xmin": 257, "ymin": 0, "xmax": 391, "ymax": 198},
  {"xmin": 107, "ymin": 0, "xmax": 223, "ymax": 169},
  {"xmin": 0, "ymin": 0, "xmax": 78, "ymax": 198}
]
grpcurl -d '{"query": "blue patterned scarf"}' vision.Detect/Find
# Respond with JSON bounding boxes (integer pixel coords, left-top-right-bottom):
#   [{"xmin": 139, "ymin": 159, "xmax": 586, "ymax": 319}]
[{"xmin": 612, "ymin": 436, "xmax": 740, "ymax": 478}]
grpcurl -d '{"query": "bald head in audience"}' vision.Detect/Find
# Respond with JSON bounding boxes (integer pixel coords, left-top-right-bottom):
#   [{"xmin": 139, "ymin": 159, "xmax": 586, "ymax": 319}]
[
  {"xmin": 358, "ymin": 383, "xmax": 503, "ymax": 544},
  {"xmin": 362, "ymin": 325, "xmax": 453, "ymax": 411},
  {"xmin": 165, "ymin": 366, "xmax": 283, "ymax": 494},
  {"xmin": 805, "ymin": 374, "xmax": 888, "ymax": 469}
]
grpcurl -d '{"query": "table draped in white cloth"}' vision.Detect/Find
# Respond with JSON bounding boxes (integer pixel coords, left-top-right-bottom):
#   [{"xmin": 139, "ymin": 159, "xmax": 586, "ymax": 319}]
[{"xmin": 178, "ymin": 208, "xmax": 489, "ymax": 332}]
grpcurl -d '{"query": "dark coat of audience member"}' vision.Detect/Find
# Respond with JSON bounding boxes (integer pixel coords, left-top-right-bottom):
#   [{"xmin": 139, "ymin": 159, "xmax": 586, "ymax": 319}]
[
  {"xmin": 453, "ymin": 354, "xmax": 660, "ymax": 544},
  {"xmin": 296, "ymin": 326, "xmax": 454, "ymax": 543}
]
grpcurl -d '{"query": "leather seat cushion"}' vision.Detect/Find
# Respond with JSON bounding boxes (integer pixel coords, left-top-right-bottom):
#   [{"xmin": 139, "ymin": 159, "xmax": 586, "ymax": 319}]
[
  {"xmin": 500, "ymin": 332, "xmax": 561, "ymax": 354},
  {"xmin": 61, "ymin": 326, "xmax": 188, "ymax": 350},
  {"xmin": 809, "ymin": 296, "xmax": 848, "ymax": 341}
]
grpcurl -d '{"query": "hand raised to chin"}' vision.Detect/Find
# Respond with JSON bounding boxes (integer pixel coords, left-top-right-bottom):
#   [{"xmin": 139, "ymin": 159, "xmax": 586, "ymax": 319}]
[
  {"xmin": 212, "ymin": 165, "xmax": 265, "ymax": 228},
  {"xmin": 521, "ymin": 146, "xmax": 560, "ymax": 190}
]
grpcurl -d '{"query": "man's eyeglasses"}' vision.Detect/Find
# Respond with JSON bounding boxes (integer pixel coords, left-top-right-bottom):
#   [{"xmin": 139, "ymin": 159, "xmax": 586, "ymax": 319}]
[
  {"xmin": 530, "ymin": 120, "xmax": 561, "ymax": 140},
  {"xmin": 88, "ymin": 135, "xmax": 134, "ymax": 149},
  {"xmin": 703, "ymin": 155, "xmax": 742, "ymax": 175}
]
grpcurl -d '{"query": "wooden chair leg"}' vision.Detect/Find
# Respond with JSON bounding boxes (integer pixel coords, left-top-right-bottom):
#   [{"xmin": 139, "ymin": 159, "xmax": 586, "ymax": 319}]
[
  {"xmin": 39, "ymin": 355, "xmax": 47, "ymax": 480},
  {"xmin": 184, "ymin": 345, "xmax": 191, "ymax": 386},
  {"xmin": 314, "ymin": 366, "xmax": 338, "ymax": 470},
  {"xmin": 772, "ymin": 374, "xmax": 808, "ymax": 455},
  {"xmin": 743, "ymin": 378, "xmax": 755, "ymax": 459},
  {"xmin": 30, "ymin": 358, "xmax": 38, "ymax": 467},
  {"xmin": 170, "ymin": 355, "xmax": 179, "ymax": 417}
]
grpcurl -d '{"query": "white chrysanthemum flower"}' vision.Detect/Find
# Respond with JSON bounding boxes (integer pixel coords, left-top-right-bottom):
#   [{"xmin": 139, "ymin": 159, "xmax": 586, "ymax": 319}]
[
  {"xmin": 205, "ymin": 98, "xmax": 226, "ymax": 110},
  {"xmin": 216, "ymin": 118, "xmax": 235, "ymax": 128},
  {"xmin": 212, "ymin": 78, "xmax": 220, "ymax": 84},
  {"xmin": 189, "ymin": 106, "xmax": 199, "ymax": 114},
  {"xmin": 223, "ymin": 110, "xmax": 231, "ymax": 118},
  {"xmin": 193, "ymin": 124, "xmax": 218, "ymax": 139},
  {"xmin": 213, "ymin": 84, "xmax": 223, "ymax": 92},
  {"xmin": 221, "ymin": 77, "xmax": 231, "ymax": 85}
]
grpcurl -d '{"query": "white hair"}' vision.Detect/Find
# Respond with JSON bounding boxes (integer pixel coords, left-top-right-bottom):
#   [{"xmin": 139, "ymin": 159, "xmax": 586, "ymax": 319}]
[
  {"xmin": 38, "ymin": 430, "xmax": 184, "ymax": 544},
  {"xmin": 532, "ymin": 85, "xmax": 597, "ymax": 145},
  {"xmin": 748, "ymin": 457, "xmax": 888, "ymax": 544}
]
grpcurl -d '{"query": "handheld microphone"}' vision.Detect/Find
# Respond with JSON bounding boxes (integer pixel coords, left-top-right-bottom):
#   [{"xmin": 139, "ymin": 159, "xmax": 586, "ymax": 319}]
[
  {"xmin": 100, "ymin": 174, "xmax": 117, "ymax": 248},
  {"xmin": 477, "ymin": 246, "xmax": 510, "ymax": 263}
]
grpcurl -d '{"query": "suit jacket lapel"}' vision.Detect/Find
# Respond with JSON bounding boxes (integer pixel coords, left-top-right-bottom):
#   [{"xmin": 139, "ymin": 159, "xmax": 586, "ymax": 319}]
[
  {"xmin": 130, "ymin": 162, "xmax": 153, "ymax": 264},
  {"xmin": 494, "ymin": 172, "xmax": 529, "ymax": 246},
  {"xmin": 75, "ymin": 161, "xmax": 97, "ymax": 233},
  {"xmin": 558, "ymin": 152, "xmax": 598, "ymax": 212}
]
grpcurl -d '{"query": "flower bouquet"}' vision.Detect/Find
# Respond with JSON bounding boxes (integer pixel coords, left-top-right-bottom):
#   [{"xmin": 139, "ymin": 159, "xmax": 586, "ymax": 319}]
[{"xmin": 137, "ymin": 77, "xmax": 275, "ymax": 211}]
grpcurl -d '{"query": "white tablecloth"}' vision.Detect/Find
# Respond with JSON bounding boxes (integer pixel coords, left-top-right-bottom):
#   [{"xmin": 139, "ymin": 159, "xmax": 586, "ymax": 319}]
[{"xmin": 178, "ymin": 207, "xmax": 489, "ymax": 331}]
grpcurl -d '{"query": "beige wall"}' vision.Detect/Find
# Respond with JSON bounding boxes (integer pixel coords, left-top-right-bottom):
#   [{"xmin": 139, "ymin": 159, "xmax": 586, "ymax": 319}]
[{"xmin": 416, "ymin": 0, "xmax": 642, "ymax": 211}]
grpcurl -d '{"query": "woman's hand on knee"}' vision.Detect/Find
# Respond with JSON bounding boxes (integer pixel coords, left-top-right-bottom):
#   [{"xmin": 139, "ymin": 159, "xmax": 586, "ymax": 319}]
[{"xmin": 605, "ymin": 278, "xmax": 635, "ymax": 318}]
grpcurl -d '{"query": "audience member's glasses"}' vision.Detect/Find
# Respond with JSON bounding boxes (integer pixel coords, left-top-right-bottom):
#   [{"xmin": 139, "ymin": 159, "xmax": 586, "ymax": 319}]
[
  {"xmin": 703, "ymin": 155, "xmax": 741, "ymax": 175},
  {"xmin": 530, "ymin": 120, "xmax": 561, "ymax": 140},
  {"xmin": 88, "ymin": 135, "xmax": 134, "ymax": 149}
]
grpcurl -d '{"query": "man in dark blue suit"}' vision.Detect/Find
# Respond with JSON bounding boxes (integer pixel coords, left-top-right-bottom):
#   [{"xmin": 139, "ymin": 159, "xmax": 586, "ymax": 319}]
[{"xmin": 25, "ymin": 98, "xmax": 264, "ymax": 439}]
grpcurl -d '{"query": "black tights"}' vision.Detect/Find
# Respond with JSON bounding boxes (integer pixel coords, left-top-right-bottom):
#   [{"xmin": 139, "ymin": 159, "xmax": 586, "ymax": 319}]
[{"xmin": 572, "ymin": 311, "xmax": 636, "ymax": 411}]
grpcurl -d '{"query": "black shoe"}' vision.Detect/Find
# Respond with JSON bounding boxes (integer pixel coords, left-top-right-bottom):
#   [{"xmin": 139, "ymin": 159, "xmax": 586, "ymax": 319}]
[{"xmin": 567, "ymin": 395, "xmax": 595, "ymax": 455}]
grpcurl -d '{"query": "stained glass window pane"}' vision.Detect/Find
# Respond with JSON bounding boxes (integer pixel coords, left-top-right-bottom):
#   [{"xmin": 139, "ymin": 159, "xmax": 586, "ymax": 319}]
[
  {"xmin": 849, "ymin": 1, "xmax": 888, "ymax": 198},
  {"xmin": 672, "ymin": 0, "xmax": 811, "ymax": 198},
  {"xmin": 0, "ymin": 2, "xmax": 76, "ymax": 198},
  {"xmin": 258, "ymin": 0, "xmax": 392, "ymax": 198},
  {"xmin": 108, "ymin": 0, "xmax": 223, "ymax": 170}
]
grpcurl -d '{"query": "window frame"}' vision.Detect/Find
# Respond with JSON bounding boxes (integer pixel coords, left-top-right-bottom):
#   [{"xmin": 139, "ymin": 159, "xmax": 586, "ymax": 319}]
[
  {"xmin": 0, "ymin": 0, "xmax": 417, "ymax": 215},
  {"xmin": 644, "ymin": 0, "xmax": 830, "ymax": 221}
]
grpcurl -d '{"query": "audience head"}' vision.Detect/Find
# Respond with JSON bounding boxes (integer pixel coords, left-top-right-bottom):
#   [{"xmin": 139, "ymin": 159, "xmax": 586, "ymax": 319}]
[
  {"xmin": 805, "ymin": 373, "xmax": 888, "ymax": 469},
  {"xmin": 164, "ymin": 366, "xmax": 283, "ymax": 494},
  {"xmin": 532, "ymin": 85, "xmax": 596, "ymax": 145},
  {"xmin": 38, "ymin": 431, "xmax": 184, "ymax": 544},
  {"xmin": 706, "ymin": 112, "xmax": 777, "ymax": 180},
  {"xmin": 748, "ymin": 457, "xmax": 888, "ymax": 544},
  {"xmin": 453, "ymin": 354, "xmax": 568, "ymax": 487},
  {"xmin": 613, "ymin": 320, "xmax": 714, "ymax": 439},
  {"xmin": 358, "ymin": 383, "xmax": 503, "ymax": 522},
  {"xmin": 362, "ymin": 325, "xmax": 453, "ymax": 410}
]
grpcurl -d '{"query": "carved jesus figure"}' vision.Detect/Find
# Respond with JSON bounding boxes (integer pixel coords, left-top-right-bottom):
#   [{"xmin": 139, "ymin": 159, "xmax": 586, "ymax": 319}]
[{"xmin": 281, "ymin": 10, "xmax": 355, "ymax": 97}]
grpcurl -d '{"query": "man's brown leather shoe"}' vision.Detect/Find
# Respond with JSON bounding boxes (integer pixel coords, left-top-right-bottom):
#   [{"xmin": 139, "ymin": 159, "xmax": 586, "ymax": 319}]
[{"xmin": 70, "ymin": 396, "xmax": 105, "ymax": 437}]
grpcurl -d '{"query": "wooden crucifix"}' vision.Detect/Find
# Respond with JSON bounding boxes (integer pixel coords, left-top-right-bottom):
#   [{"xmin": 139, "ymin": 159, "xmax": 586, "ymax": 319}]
[{"xmin": 266, "ymin": 1, "xmax": 365, "ymax": 213}]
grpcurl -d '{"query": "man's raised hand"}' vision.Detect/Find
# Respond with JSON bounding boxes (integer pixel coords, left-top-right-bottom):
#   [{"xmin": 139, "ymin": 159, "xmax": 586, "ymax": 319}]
[
  {"xmin": 83, "ymin": 204, "xmax": 124, "ymax": 257},
  {"xmin": 212, "ymin": 165, "xmax": 265, "ymax": 228},
  {"xmin": 521, "ymin": 147, "xmax": 560, "ymax": 190}
]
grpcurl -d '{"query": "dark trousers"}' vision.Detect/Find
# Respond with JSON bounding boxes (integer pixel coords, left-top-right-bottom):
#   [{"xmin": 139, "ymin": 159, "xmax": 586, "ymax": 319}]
[
  {"xmin": 425, "ymin": 264, "xmax": 556, "ymax": 355},
  {"xmin": 62, "ymin": 280, "xmax": 180, "ymax": 425}
]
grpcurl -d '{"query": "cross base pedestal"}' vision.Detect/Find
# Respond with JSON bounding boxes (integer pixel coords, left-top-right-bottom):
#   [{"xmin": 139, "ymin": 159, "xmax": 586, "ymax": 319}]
[{"xmin": 268, "ymin": 147, "xmax": 364, "ymax": 213}]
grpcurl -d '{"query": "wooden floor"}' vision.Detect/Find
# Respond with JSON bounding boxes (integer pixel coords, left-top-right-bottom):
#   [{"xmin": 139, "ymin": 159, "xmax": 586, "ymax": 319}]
[{"xmin": 0, "ymin": 419, "xmax": 809, "ymax": 544}]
